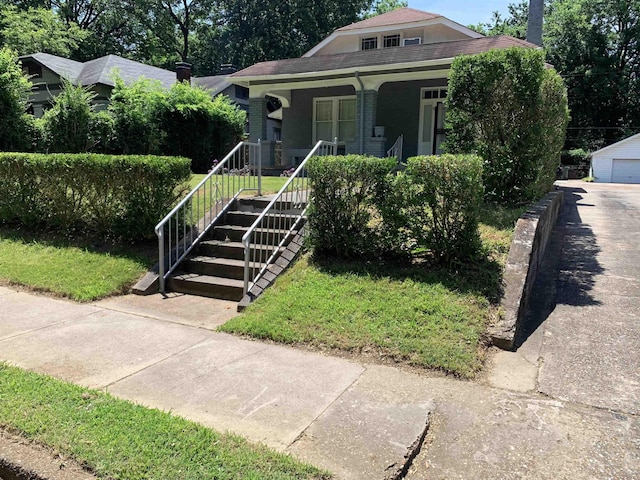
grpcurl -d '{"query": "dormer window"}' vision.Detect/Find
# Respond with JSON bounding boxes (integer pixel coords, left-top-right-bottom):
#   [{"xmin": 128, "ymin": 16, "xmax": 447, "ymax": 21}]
[
  {"xmin": 361, "ymin": 37, "xmax": 378, "ymax": 51},
  {"xmin": 383, "ymin": 34, "xmax": 400, "ymax": 48},
  {"xmin": 403, "ymin": 37, "xmax": 422, "ymax": 46}
]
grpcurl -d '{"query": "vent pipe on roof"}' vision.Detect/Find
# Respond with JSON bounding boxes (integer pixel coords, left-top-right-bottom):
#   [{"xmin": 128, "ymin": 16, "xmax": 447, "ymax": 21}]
[{"xmin": 176, "ymin": 62, "xmax": 192, "ymax": 84}]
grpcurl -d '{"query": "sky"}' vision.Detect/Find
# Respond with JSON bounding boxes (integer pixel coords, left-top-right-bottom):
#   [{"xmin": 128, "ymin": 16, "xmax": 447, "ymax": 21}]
[{"xmin": 407, "ymin": 0, "xmax": 513, "ymax": 26}]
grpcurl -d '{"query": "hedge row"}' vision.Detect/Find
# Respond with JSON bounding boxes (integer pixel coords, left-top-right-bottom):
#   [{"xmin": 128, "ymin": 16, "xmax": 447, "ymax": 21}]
[
  {"xmin": 0, "ymin": 153, "xmax": 191, "ymax": 240},
  {"xmin": 307, "ymin": 154, "xmax": 483, "ymax": 263}
]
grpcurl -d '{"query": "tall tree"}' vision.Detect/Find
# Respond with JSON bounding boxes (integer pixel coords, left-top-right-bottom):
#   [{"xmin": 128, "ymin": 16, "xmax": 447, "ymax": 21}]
[
  {"xmin": 363, "ymin": 0, "xmax": 407, "ymax": 18},
  {"xmin": 527, "ymin": 0, "xmax": 544, "ymax": 45}
]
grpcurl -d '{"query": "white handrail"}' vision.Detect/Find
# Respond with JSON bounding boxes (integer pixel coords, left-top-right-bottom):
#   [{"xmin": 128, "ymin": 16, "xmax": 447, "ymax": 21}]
[
  {"xmin": 155, "ymin": 140, "xmax": 261, "ymax": 293},
  {"xmin": 241, "ymin": 139, "xmax": 337, "ymax": 296}
]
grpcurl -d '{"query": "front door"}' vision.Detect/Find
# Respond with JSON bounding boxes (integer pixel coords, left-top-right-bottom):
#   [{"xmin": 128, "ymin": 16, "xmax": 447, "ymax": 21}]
[{"xmin": 417, "ymin": 88, "xmax": 446, "ymax": 156}]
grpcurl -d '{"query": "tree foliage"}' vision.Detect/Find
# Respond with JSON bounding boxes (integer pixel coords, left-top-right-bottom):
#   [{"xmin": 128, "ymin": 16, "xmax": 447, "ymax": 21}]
[
  {"xmin": 446, "ymin": 47, "xmax": 568, "ymax": 203},
  {"xmin": 363, "ymin": 0, "xmax": 408, "ymax": 19},
  {"xmin": 0, "ymin": 47, "xmax": 33, "ymax": 151}
]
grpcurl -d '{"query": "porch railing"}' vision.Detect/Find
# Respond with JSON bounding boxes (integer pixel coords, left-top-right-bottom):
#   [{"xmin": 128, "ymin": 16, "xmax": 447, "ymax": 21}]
[
  {"xmin": 241, "ymin": 139, "xmax": 337, "ymax": 296},
  {"xmin": 387, "ymin": 134, "xmax": 403, "ymax": 164},
  {"xmin": 155, "ymin": 140, "xmax": 262, "ymax": 293}
]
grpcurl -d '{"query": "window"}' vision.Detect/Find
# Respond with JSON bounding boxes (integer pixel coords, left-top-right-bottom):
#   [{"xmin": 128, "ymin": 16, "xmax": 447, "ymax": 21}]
[
  {"xmin": 403, "ymin": 37, "xmax": 422, "ymax": 46},
  {"xmin": 422, "ymin": 88, "xmax": 447, "ymax": 100},
  {"xmin": 383, "ymin": 34, "xmax": 400, "ymax": 48},
  {"xmin": 361, "ymin": 37, "xmax": 378, "ymax": 50},
  {"xmin": 313, "ymin": 96, "xmax": 357, "ymax": 143}
]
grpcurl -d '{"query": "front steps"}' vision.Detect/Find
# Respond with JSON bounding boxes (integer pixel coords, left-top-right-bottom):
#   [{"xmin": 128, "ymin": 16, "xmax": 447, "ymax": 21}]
[{"xmin": 166, "ymin": 197, "xmax": 303, "ymax": 301}]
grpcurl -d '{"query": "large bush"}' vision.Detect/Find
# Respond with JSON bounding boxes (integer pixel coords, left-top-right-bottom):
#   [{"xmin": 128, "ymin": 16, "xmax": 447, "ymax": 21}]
[
  {"xmin": 0, "ymin": 47, "xmax": 33, "ymax": 151},
  {"xmin": 159, "ymin": 82, "xmax": 246, "ymax": 173},
  {"xmin": 446, "ymin": 48, "xmax": 569, "ymax": 203},
  {"xmin": 307, "ymin": 155, "xmax": 396, "ymax": 257},
  {"xmin": 0, "ymin": 153, "xmax": 191, "ymax": 240}
]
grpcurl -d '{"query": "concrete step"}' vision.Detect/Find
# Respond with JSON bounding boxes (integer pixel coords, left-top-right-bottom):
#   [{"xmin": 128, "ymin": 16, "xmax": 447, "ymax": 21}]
[
  {"xmin": 167, "ymin": 272, "xmax": 244, "ymax": 301},
  {"xmin": 183, "ymin": 256, "xmax": 252, "ymax": 280},
  {"xmin": 235, "ymin": 197, "xmax": 305, "ymax": 213},
  {"xmin": 197, "ymin": 240, "xmax": 283, "ymax": 261},
  {"xmin": 225, "ymin": 211, "xmax": 299, "ymax": 229},
  {"xmin": 211, "ymin": 225, "xmax": 293, "ymax": 244}
]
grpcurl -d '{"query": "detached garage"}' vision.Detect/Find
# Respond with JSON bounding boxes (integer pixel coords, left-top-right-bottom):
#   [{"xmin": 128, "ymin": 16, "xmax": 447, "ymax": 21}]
[{"xmin": 591, "ymin": 133, "xmax": 640, "ymax": 184}]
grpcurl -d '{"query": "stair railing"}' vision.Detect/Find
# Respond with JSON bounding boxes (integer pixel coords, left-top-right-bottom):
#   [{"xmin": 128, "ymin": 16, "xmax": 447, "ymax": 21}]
[
  {"xmin": 155, "ymin": 140, "xmax": 262, "ymax": 294},
  {"xmin": 241, "ymin": 139, "xmax": 337, "ymax": 296},
  {"xmin": 387, "ymin": 134, "xmax": 403, "ymax": 164}
]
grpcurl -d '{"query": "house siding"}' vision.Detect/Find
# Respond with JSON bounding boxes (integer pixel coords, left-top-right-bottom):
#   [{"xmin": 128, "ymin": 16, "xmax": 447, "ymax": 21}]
[
  {"xmin": 282, "ymin": 86, "xmax": 356, "ymax": 163},
  {"xmin": 592, "ymin": 136, "xmax": 640, "ymax": 183},
  {"xmin": 376, "ymin": 78, "xmax": 447, "ymax": 160}
]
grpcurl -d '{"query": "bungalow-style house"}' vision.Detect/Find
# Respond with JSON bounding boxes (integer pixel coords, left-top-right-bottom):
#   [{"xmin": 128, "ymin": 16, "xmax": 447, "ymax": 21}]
[
  {"xmin": 18, "ymin": 53, "xmax": 281, "ymax": 140},
  {"xmin": 230, "ymin": 7, "xmax": 539, "ymax": 164}
]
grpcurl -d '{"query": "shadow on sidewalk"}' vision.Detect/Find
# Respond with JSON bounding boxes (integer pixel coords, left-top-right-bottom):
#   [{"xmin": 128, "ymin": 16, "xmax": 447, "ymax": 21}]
[{"xmin": 515, "ymin": 185, "xmax": 604, "ymax": 348}]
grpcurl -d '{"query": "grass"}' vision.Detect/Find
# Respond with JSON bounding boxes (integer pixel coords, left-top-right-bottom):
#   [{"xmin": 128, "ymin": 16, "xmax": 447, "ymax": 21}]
[
  {"xmin": 219, "ymin": 204, "xmax": 526, "ymax": 378},
  {"xmin": 0, "ymin": 364, "xmax": 328, "ymax": 480},
  {"xmin": 0, "ymin": 225, "xmax": 156, "ymax": 301},
  {"xmin": 190, "ymin": 174, "xmax": 288, "ymax": 195}
]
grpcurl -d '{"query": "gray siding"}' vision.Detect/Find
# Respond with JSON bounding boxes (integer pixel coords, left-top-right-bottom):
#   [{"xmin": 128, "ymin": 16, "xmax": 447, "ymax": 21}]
[{"xmin": 377, "ymin": 78, "xmax": 447, "ymax": 160}]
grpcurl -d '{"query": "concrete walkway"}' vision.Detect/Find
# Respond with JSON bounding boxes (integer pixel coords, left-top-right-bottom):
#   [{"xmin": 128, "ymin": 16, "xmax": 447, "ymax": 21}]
[{"xmin": 0, "ymin": 181, "xmax": 638, "ymax": 479}]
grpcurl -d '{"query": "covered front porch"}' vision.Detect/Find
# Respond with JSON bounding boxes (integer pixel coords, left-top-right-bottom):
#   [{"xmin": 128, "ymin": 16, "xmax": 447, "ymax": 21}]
[{"xmin": 239, "ymin": 65, "xmax": 451, "ymax": 168}]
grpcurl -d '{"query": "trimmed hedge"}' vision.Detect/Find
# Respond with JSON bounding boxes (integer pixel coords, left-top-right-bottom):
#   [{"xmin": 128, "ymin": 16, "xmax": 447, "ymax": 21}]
[
  {"xmin": 404, "ymin": 155, "xmax": 483, "ymax": 262},
  {"xmin": 307, "ymin": 154, "xmax": 483, "ymax": 263},
  {"xmin": 0, "ymin": 153, "xmax": 191, "ymax": 240},
  {"xmin": 307, "ymin": 155, "xmax": 396, "ymax": 257}
]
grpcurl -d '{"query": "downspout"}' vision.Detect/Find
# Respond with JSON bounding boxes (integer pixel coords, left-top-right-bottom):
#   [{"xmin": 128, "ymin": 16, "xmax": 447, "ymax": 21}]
[{"xmin": 355, "ymin": 71, "xmax": 365, "ymax": 154}]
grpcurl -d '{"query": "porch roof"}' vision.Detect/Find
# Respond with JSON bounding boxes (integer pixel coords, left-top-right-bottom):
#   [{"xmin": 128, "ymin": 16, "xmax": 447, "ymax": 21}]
[{"xmin": 231, "ymin": 36, "xmax": 538, "ymax": 82}]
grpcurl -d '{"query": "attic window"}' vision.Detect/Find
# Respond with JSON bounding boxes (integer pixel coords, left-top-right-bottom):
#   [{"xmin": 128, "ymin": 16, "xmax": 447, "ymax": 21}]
[
  {"xmin": 383, "ymin": 34, "xmax": 400, "ymax": 48},
  {"xmin": 403, "ymin": 37, "xmax": 422, "ymax": 46},
  {"xmin": 361, "ymin": 37, "xmax": 378, "ymax": 51}
]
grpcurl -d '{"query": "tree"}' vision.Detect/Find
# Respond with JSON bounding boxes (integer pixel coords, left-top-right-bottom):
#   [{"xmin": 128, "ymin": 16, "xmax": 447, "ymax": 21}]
[
  {"xmin": 0, "ymin": 5, "xmax": 87, "ymax": 57},
  {"xmin": 0, "ymin": 47, "xmax": 33, "ymax": 151},
  {"xmin": 363, "ymin": 0, "xmax": 407, "ymax": 18}
]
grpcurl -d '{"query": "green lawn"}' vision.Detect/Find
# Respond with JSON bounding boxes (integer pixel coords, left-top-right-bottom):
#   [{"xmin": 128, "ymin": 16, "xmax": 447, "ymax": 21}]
[
  {"xmin": 0, "ymin": 364, "xmax": 328, "ymax": 480},
  {"xmin": 190, "ymin": 174, "xmax": 288, "ymax": 195},
  {"xmin": 219, "ymin": 204, "xmax": 526, "ymax": 378},
  {"xmin": 0, "ymin": 226, "xmax": 155, "ymax": 301}
]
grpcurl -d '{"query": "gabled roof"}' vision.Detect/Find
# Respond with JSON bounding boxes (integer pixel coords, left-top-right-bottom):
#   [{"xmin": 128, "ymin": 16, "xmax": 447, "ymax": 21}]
[
  {"xmin": 233, "ymin": 36, "xmax": 537, "ymax": 80},
  {"xmin": 20, "ymin": 53, "xmax": 177, "ymax": 89},
  {"xmin": 193, "ymin": 75, "xmax": 233, "ymax": 93},
  {"xmin": 303, "ymin": 7, "xmax": 483, "ymax": 57},
  {"xmin": 337, "ymin": 7, "xmax": 441, "ymax": 31},
  {"xmin": 591, "ymin": 132, "xmax": 640, "ymax": 157}
]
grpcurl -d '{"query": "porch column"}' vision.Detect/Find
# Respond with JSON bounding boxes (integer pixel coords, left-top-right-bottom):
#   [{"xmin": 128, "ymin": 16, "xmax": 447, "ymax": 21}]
[
  {"xmin": 358, "ymin": 90, "xmax": 386, "ymax": 157},
  {"xmin": 249, "ymin": 97, "xmax": 268, "ymax": 142}
]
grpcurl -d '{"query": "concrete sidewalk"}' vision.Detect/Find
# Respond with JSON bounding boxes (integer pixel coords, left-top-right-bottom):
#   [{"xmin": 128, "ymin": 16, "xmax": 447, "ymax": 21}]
[{"xmin": 1, "ymin": 285, "xmax": 638, "ymax": 479}]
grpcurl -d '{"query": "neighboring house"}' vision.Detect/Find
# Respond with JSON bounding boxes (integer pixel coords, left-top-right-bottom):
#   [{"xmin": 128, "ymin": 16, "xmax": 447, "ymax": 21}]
[
  {"xmin": 590, "ymin": 133, "xmax": 640, "ymax": 184},
  {"xmin": 230, "ymin": 7, "xmax": 539, "ymax": 165},
  {"xmin": 18, "ymin": 54, "xmax": 280, "ymax": 139}
]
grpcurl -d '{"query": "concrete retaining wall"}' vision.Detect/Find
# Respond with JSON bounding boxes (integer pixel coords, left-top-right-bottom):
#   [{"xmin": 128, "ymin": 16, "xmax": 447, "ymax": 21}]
[{"xmin": 490, "ymin": 190, "xmax": 564, "ymax": 350}]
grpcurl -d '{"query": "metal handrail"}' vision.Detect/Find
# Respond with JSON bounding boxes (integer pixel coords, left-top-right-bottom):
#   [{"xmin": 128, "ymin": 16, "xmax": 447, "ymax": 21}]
[
  {"xmin": 387, "ymin": 134, "xmax": 403, "ymax": 164},
  {"xmin": 241, "ymin": 139, "xmax": 337, "ymax": 296},
  {"xmin": 155, "ymin": 140, "xmax": 261, "ymax": 293}
]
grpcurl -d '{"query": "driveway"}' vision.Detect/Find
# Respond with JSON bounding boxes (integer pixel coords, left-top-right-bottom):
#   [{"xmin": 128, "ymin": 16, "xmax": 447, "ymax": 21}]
[{"xmin": 538, "ymin": 181, "xmax": 640, "ymax": 415}]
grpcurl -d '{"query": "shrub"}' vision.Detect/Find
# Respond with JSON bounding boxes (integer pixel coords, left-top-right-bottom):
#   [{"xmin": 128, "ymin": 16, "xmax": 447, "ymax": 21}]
[
  {"xmin": 0, "ymin": 153, "xmax": 191, "ymax": 240},
  {"xmin": 307, "ymin": 155, "xmax": 396, "ymax": 258},
  {"xmin": 40, "ymin": 79, "xmax": 96, "ymax": 153},
  {"xmin": 108, "ymin": 77, "xmax": 167, "ymax": 155},
  {"xmin": 446, "ymin": 48, "xmax": 569, "ymax": 204},
  {"xmin": 404, "ymin": 155, "xmax": 484, "ymax": 263},
  {"xmin": 159, "ymin": 82, "xmax": 246, "ymax": 173},
  {"xmin": 561, "ymin": 148, "xmax": 590, "ymax": 166},
  {"xmin": 0, "ymin": 47, "xmax": 33, "ymax": 151}
]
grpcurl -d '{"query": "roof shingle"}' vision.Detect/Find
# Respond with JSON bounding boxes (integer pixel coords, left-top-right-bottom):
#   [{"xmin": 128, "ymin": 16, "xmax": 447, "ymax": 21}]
[
  {"xmin": 337, "ymin": 7, "xmax": 441, "ymax": 31},
  {"xmin": 232, "ymin": 36, "xmax": 538, "ymax": 78}
]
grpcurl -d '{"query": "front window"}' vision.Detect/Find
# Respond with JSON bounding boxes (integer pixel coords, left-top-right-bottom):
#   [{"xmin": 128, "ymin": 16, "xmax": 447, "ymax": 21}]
[
  {"xmin": 383, "ymin": 34, "xmax": 400, "ymax": 48},
  {"xmin": 361, "ymin": 37, "xmax": 378, "ymax": 50},
  {"xmin": 313, "ymin": 96, "xmax": 357, "ymax": 143}
]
